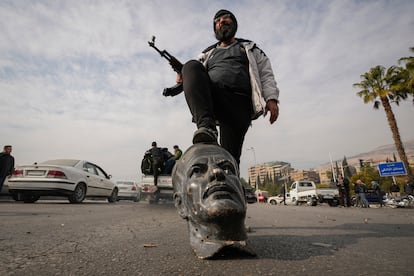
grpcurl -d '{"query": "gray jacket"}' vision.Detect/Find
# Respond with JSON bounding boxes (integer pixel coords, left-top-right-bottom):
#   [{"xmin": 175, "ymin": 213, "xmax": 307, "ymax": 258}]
[{"xmin": 198, "ymin": 39, "xmax": 280, "ymax": 120}]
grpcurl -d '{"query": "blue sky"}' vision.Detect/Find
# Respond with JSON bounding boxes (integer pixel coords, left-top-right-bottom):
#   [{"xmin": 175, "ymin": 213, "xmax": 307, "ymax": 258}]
[{"xmin": 1, "ymin": 0, "xmax": 413, "ymax": 180}]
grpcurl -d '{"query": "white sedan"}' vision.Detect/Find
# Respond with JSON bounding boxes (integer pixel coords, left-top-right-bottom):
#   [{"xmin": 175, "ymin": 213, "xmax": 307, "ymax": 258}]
[
  {"xmin": 268, "ymin": 194, "xmax": 290, "ymax": 205},
  {"xmin": 116, "ymin": 181, "xmax": 141, "ymax": 202},
  {"xmin": 7, "ymin": 159, "xmax": 118, "ymax": 204}
]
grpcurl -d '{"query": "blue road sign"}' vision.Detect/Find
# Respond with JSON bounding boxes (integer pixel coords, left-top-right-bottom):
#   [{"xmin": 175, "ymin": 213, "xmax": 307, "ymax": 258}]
[{"xmin": 378, "ymin": 162, "xmax": 407, "ymax": 177}]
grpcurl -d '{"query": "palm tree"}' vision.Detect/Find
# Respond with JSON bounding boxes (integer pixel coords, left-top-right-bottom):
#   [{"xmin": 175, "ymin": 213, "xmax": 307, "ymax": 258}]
[
  {"xmin": 353, "ymin": 65, "xmax": 413, "ymax": 181},
  {"xmin": 399, "ymin": 46, "xmax": 414, "ymax": 101}
]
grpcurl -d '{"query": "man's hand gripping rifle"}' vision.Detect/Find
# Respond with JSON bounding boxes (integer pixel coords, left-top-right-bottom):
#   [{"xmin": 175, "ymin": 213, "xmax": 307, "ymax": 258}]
[{"xmin": 148, "ymin": 36, "xmax": 183, "ymax": 97}]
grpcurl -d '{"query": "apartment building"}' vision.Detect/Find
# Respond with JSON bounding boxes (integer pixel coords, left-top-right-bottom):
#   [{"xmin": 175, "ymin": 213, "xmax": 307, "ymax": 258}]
[
  {"xmin": 290, "ymin": 169, "xmax": 320, "ymax": 183},
  {"xmin": 247, "ymin": 161, "xmax": 291, "ymax": 189}
]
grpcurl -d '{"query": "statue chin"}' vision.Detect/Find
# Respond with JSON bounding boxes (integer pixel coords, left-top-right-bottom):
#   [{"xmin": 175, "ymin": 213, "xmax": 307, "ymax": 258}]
[{"xmin": 202, "ymin": 198, "xmax": 246, "ymax": 219}]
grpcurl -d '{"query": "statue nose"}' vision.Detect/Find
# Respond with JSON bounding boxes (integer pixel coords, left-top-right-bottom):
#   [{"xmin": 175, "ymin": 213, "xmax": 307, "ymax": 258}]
[{"xmin": 210, "ymin": 167, "xmax": 225, "ymax": 182}]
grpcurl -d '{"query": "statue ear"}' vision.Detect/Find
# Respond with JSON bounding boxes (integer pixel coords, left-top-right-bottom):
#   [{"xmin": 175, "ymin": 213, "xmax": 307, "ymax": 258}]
[{"xmin": 174, "ymin": 192, "xmax": 188, "ymax": 219}]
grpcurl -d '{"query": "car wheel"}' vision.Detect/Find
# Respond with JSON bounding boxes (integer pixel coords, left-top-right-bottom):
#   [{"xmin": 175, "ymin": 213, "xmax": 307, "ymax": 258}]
[
  {"xmin": 22, "ymin": 193, "xmax": 40, "ymax": 203},
  {"xmin": 69, "ymin": 183, "xmax": 86, "ymax": 203},
  {"xmin": 11, "ymin": 192, "xmax": 20, "ymax": 201},
  {"xmin": 149, "ymin": 193, "xmax": 159, "ymax": 204},
  {"xmin": 133, "ymin": 194, "xmax": 140, "ymax": 202},
  {"xmin": 108, "ymin": 188, "xmax": 118, "ymax": 203},
  {"xmin": 328, "ymin": 199, "xmax": 338, "ymax": 207},
  {"xmin": 293, "ymin": 198, "xmax": 299, "ymax": 206},
  {"xmin": 270, "ymin": 200, "xmax": 277, "ymax": 205}
]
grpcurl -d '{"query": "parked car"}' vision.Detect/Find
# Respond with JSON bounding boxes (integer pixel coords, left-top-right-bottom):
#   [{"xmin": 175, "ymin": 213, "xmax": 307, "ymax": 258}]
[
  {"xmin": 140, "ymin": 174, "xmax": 174, "ymax": 204},
  {"xmin": 255, "ymin": 190, "xmax": 268, "ymax": 203},
  {"xmin": 244, "ymin": 188, "xmax": 257, "ymax": 204},
  {"xmin": 116, "ymin": 181, "xmax": 141, "ymax": 202},
  {"xmin": 289, "ymin": 180, "xmax": 339, "ymax": 206},
  {"xmin": 268, "ymin": 194, "xmax": 284, "ymax": 205},
  {"xmin": 7, "ymin": 159, "xmax": 118, "ymax": 204}
]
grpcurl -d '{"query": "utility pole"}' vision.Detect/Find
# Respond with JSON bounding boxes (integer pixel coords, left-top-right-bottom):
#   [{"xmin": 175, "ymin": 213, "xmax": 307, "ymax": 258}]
[{"xmin": 247, "ymin": 147, "xmax": 257, "ymax": 191}]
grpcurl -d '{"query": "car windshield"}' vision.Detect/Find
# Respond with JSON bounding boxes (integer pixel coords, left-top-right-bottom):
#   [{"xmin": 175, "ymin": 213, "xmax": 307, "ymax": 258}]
[{"xmin": 40, "ymin": 159, "xmax": 80, "ymax": 167}]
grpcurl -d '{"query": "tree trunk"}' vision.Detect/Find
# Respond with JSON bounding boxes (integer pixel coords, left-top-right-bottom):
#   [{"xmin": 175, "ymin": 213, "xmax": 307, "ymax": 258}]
[{"xmin": 380, "ymin": 96, "xmax": 414, "ymax": 181}]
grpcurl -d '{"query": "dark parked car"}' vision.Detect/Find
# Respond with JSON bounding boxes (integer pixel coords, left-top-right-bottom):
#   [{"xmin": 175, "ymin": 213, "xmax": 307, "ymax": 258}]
[{"xmin": 244, "ymin": 188, "xmax": 257, "ymax": 204}]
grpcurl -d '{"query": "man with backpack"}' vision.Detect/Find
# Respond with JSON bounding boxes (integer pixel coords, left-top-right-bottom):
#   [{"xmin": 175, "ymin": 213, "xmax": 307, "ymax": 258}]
[{"xmin": 148, "ymin": 142, "xmax": 164, "ymax": 186}]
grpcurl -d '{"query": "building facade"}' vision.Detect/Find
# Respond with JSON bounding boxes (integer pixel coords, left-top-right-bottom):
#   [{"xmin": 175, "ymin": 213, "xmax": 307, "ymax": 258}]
[
  {"xmin": 290, "ymin": 170, "xmax": 320, "ymax": 183},
  {"xmin": 247, "ymin": 161, "xmax": 291, "ymax": 189}
]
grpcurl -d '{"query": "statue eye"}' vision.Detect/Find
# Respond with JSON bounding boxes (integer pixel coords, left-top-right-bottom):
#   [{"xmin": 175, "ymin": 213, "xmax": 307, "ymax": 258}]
[
  {"xmin": 221, "ymin": 163, "xmax": 235, "ymax": 175},
  {"xmin": 190, "ymin": 164, "xmax": 207, "ymax": 177}
]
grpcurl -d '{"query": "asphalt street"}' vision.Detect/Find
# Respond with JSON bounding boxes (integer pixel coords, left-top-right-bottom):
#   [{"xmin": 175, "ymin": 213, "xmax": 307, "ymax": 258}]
[{"xmin": 0, "ymin": 198, "xmax": 413, "ymax": 275}]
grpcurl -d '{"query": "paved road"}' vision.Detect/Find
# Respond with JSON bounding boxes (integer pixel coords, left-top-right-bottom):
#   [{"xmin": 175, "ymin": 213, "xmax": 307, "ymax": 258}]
[{"xmin": 0, "ymin": 198, "xmax": 413, "ymax": 275}]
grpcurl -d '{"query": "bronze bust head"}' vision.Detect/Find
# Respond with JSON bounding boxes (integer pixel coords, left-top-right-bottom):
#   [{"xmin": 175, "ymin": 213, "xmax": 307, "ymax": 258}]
[{"xmin": 172, "ymin": 144, "xmax": 254, "ymax": 259}]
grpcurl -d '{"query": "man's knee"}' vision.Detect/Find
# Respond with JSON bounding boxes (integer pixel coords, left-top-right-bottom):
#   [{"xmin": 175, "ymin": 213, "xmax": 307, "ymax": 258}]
[{"xmin": 183, "ymin": 60, "xmax": 204, "ymax": 74}]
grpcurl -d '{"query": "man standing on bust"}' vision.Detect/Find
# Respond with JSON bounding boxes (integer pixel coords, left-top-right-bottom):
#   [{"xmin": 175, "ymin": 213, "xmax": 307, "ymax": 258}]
[{"xmin": 177, "ymin": 9, "xmax": 280, "ymax": 165}]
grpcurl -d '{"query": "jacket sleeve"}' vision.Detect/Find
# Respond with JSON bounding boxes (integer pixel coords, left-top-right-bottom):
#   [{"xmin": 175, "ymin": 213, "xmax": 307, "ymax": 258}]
[{"xmin": 252, "ymin": 47, "xmax": 280, "ymax": 102}]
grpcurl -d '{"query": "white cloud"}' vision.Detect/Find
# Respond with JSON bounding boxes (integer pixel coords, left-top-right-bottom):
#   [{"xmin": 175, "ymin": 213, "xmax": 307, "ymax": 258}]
[{"xmin": 1, "ymin": 0, "xmax": 413, "ymax": 181}]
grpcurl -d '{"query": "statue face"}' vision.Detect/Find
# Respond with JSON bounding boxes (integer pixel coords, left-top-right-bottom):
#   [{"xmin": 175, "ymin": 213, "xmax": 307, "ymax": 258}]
[
  {"xmin": 173, "ymin": 144, "xmax": 246, "ymax": 222},
  {"xmin": 173, "ymin": 144, "xmax": 251, "ymax": 259}
]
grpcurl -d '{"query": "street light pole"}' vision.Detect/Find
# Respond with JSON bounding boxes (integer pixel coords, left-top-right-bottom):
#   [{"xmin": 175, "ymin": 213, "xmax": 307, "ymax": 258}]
[
  {"xmin": 248, "ymin": 147, "xmax": 257, "ymax": 165},
  {"xmin": 247, "ymin": 147, "xmax": 257, "ymax": 191}
]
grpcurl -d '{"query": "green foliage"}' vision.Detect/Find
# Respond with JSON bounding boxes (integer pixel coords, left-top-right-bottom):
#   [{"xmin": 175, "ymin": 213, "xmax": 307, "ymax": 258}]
[
  {"xmin": 317, "ymin": 183, "xmax": 331, "ymax": 188},
  {"xmin": 260, "ymin": 175, "xmax": 287, "ymax": 196},
  {"xmin": 240, "ymin": 177, "xmax": 249, "ymax": 188},
  {"xmin": 398, "ymin": 46, "xmax": 414, "ymax": 99},
  {"xmin": 326, "ymin": 170, "xmax": 334, "ymax": 182},
  {"xmin": 348, "ymin": 164, "xmax": 394, "ymax": 192},
  {"xmin": 354, "ymin": 65, "xmax": 411, "ymax": 108},
  {"xmin": 263, "ymin": 182, "xmax": 279, "ymax": 196}
]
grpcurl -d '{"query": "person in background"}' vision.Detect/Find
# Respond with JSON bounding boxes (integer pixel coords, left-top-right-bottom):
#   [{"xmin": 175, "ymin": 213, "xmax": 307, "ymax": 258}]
[
  {"xmin": 343, "ymin": 175, "xmax": 351, "ymax": 207},
  {"xmin": 280, "ymin": 184, "xmax": 287, "ymax": 205},
  {"xmin": 371, "ymin": 180, "xmax": 384, "ymax": 207},
  {"xmin": 357, "ymin": 179, "xmax": 369, "ymax": 208},
  {"xmin": 403, "ymin": 179, "xmax": 413, "ymax": 196},
  {"xmin": 353, "ymin": 180, "xmax": 361, "ymax": 207},
  {"xmin": 390, "ymin": 182, "xmax": 400, "ymax": 198},
  {"xmin": 162, "ymin": 147, "xmax": 175, "ymax": 175},
  {"xmin": 0, "ymin": 145, "xmax": 15, "ymax": 192},
  {"xmin": 148, "ymin": 142, "xmax": 164, "ymax": 186},
  {"xmin": 336, "ymin": 175, "xmax": 346, "ymax": 207},
  {"xmin": 173, "ymin": 145, "xmax": 183, "ymax": 160}
]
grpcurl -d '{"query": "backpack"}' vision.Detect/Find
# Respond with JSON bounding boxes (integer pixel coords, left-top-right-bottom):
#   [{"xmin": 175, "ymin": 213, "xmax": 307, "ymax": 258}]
[{"xmin": 141, "ymin": 152, "xmax": 153, "ymax": 175}]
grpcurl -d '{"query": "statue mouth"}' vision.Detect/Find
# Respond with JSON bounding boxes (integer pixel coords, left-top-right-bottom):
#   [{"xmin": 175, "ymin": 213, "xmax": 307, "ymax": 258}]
[{"xmin": 203, "ymin": 183, "xmax": 235, "ymax": 200}]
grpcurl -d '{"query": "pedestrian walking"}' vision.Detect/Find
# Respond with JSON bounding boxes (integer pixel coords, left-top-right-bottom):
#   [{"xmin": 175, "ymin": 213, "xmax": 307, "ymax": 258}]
[
  {"xmin": 0, "ymin": 145, "xmax": 15, "ymax": 192},
  {"xmin": 390, "ymin": 182, "xmax": 400, "ymax": 198},
  {"xmin": 336, "ymin": 175, "xmax": 346, "ymax": 207},
  {"xmin": 371, "ymin": 180, "xmax": 384, "ymax": 207},
  {"xmin": 357, "ymin": 180, "xmax": 369, "ymax": 208},
  {"xmin": 354, "ymin": 181, "xmax": 361, "ymax": 207}
]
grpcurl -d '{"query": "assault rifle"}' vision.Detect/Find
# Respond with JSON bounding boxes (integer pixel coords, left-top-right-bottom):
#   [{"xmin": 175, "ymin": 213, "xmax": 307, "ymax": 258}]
[{"xmin": 148, "ymin": 36, "xmax": 183, "ymax": 97}]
